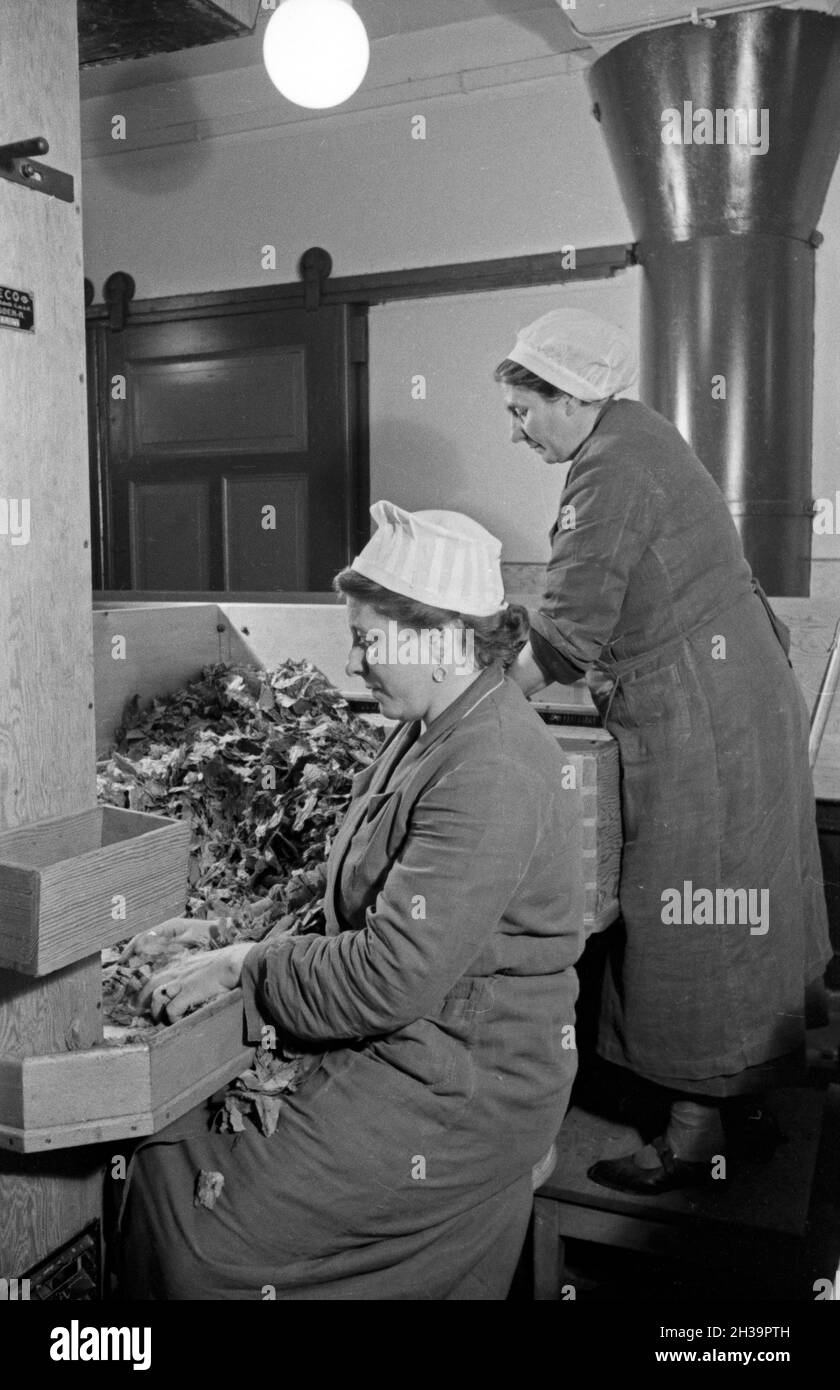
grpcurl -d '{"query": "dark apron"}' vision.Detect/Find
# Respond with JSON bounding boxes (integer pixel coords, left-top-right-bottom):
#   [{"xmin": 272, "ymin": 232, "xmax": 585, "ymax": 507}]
[{"xmin": 585, "ymin": 584, "xmax": 829, "ymax": 1093}]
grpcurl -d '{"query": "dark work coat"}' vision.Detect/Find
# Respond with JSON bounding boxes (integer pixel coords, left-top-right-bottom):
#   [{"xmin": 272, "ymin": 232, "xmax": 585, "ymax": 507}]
[
  {"xmin": 528, "ymin": 398, "xmax": 831, "ymax": 1093},
  {"xmin": 118, "ymin": 666, "xmax": 583, "ymax": 1300}
]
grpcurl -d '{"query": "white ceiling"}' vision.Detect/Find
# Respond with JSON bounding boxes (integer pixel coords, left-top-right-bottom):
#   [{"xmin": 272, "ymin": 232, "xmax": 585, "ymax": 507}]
[
  {"xmin": 361, "ymin": 0, "xmax": 570, "ymax": 39},
  {"xmin": 79, "ymin": 1, "xmax": 586, "ymax": 97}
]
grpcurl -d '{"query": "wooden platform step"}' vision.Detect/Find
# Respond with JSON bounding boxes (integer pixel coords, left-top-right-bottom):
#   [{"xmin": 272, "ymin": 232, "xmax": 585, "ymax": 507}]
[{"xmin": 533, "ymin": 1087, "xmax": 828, "ymax": 1299}]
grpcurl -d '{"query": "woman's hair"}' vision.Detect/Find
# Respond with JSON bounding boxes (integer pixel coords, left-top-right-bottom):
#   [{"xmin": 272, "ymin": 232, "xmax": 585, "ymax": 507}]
[
  {"xmin": 332, "ymin": 568, "xmax": 529, "ymax": 670},
  {"xmin": 493, "ymin": 358, "xmax": 569, "ymax": 402}
]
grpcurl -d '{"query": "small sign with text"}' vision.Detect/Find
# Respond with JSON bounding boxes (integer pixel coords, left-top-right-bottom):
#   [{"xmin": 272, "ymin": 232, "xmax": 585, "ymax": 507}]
[{"xmin": 0, "ymin": 285, "xmax": 34, "ymax": 332}]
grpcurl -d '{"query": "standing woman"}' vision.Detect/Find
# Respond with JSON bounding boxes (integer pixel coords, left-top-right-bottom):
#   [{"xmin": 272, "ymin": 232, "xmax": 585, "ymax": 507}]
[{"xmin": 495, "ymin": 307, "xmax": 831, "ymax": 1194}]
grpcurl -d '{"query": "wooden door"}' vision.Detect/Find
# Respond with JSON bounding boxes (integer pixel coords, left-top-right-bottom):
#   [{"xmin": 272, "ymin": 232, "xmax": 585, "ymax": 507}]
[{"xmin": 90, "ymin": 302, "xmax": 366, "ymax": 592}]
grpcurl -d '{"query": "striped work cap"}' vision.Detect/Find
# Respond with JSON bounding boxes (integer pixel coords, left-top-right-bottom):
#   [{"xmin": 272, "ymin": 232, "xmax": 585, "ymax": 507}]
[{"xmin": 351, "ymin": 500, "xmax": 506, "ymax": 617}]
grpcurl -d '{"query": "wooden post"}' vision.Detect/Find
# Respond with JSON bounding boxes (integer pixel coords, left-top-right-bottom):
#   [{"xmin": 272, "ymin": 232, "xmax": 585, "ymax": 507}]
[
  {"xmin": 0, "ymin": 0, "xmax": 105, "ymax": 1275},
  {"xmin": 532, "ymin": 1199, "xmax": 566, "ymax": 1301}
]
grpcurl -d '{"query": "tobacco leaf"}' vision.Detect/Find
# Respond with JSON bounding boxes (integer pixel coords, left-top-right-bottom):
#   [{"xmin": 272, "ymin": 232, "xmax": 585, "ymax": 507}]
[
  {"xmin": 253, "ymin": 1095, "xmax": 284, "ymax": 1138},
  {"xmin": 194, "ymin": 1170, "xmax": 225, "ymax": 1210}
]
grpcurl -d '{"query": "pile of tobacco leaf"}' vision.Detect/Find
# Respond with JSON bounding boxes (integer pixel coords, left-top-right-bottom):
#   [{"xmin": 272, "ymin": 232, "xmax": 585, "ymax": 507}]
[
  {"xmin": 96, "ymin": 659, "xmax": 383, "ymax": 1128},
  {"xmin": 98, "ymin": 659, "xmax": 382, "ymax": 927}
]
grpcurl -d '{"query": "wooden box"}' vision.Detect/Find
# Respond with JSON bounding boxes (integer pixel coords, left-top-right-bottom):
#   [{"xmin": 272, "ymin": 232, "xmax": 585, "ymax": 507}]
[
  {"xmin": 551, "ymin": 730, "xmax": 622, "ymax": 934},
  {"xmin": 0, "ymin": 806, "xmax": 191, "ymax": 976},
  {"xmin": 0, "ymin": 989, "xmax": 253, "ymax": 1153}
]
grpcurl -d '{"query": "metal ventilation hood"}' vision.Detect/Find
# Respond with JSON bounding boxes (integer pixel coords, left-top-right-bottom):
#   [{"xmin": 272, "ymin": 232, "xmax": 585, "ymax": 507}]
[
  {"xmin": 558, "ymin": 0, "xmax": 840, "ymax": 54},
  {"xmin": 586, "ymin": 5, "xmax": 840, "ymax": 594},
  {"xmin": 78, "ymin": 0, "xmax": 261, "ymax": 68}
]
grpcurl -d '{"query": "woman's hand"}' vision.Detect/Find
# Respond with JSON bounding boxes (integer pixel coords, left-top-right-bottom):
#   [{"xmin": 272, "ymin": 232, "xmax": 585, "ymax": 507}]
[
  {"xmin": 118, "ymin": 917, "xmax": 224, "ymax": 965},
  {"xmin": 136, "ymin": 942, "xmax": 255, "ymax": 1023},
  {"xmin": 510, "ymin": 641, "xmax": 548, "ymax": 698}
]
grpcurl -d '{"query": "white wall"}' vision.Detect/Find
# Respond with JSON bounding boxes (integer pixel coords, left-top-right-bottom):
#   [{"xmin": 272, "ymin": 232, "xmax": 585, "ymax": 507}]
[
  {"xmin": 80, "ymin": 74, "xmax": 625, "ymax": 293},
  {"xmin": 369, "ymin": 274, "xmax": 641, "ymax": 564}
]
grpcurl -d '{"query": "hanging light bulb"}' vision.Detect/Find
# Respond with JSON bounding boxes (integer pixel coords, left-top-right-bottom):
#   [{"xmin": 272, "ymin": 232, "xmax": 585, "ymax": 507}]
[{"xmin": 263, "ymin": 0, "xmax": 370, "ymax": 110}]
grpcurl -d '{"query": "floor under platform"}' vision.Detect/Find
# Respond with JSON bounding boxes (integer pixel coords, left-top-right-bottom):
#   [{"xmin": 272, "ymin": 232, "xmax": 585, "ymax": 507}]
[{"xmin": 512, "ymin": 1001, "xmax": 840, "ymax": 1302}]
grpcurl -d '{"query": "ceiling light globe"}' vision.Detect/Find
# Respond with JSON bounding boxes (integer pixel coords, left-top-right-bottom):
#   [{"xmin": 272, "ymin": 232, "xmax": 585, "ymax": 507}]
[{"xmin": 263, "ymin": 0, "xmax": 370, "ymax": 110}]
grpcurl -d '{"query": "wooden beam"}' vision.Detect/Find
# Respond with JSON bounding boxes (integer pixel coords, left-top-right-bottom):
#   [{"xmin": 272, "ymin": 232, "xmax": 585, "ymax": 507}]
[
  {"xmin": 324, "ymin": 245, "xmax": 635, "ymax": 305},
  {"xmin": 85, "ymin": 244, "xmax": 636, "ymax": 323}
]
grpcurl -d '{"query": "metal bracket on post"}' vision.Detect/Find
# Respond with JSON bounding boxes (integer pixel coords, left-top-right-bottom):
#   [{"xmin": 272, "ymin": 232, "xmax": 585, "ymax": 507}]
[
  {"xmin": 0, "ymin": 137, "xmax": 75, "ymax": 203},
  {"xmin": 103, "ymin": 272, "xmax": 136, "ymax": 332},
  {"xmin": 299, "ymin": 247, "xmax": 333, "ymax": 310}
]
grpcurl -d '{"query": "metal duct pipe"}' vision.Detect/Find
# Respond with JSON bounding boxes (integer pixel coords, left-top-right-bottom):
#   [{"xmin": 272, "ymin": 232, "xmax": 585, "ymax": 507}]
[{"xmin": 588, "ymin": 7, "xmax": 840, "ymax": 594}]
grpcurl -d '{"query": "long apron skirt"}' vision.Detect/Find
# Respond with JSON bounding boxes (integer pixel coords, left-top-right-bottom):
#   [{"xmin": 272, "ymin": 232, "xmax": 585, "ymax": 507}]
[
  {"xmin": 117, "ymin": 1040, "xmax": 570, "ymax": 1300},
  {"xmin": 591, "ymin": 588, "xmax": 830, "ymax": 1094}
]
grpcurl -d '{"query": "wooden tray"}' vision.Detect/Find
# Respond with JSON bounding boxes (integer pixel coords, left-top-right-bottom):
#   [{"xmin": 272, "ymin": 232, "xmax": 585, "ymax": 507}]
[
  {"xmin": 0, "ymin": 806, "xmax": 191, "ymax": 976},
  {"xmin": 551, "ymin": 730, "xmax": 622, "ymax": 934},
  {"xmin": 0, "ymin": 989, "xmax": 253, "ymax": 1153}
]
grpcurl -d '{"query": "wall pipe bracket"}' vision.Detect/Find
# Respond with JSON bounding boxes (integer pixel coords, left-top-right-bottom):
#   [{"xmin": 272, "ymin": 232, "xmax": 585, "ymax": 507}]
[
  {"xmin": 0, "ymin": 137, "xmax": 74, "ymax": 203},
  {"xmin": 103, "ymin": 272, "xmax": 136, "ymax": 332},
  {"xmin": 299, "ymin": 247, "xmax": 333, "ymax": 311}
]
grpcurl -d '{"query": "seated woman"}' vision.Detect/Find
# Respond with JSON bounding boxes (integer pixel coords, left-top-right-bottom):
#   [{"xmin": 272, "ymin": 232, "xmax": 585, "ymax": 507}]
[{"xmin": 117, "ymin": 501, "xmax": 584, "ymax": 1301}]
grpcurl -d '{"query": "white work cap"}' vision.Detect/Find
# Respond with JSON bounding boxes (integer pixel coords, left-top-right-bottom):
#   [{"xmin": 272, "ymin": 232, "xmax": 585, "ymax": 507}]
[
  {"xmin": 507, "ymin": 307, "xmax": 638, "ymax": 401},
  {"xmin": 351, "ymin": 500, "xmax": 506, "ymax": 617}
]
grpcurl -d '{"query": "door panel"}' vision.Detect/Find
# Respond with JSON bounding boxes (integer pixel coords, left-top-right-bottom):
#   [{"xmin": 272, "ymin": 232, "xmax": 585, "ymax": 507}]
[
  {"xmin": 129, "ymin": 480, "xmax": 211, "ymax": 589},
  {"xmin": 221, "ymin": 473, "xmax": 307, "ymax": 590},
  {"xmin": 132, "ymin": 346, "xmax": 307, "ymax": 456},
  {"xmin": 89, "ymin": 303, "xmax": 364, "ymax": 592}
]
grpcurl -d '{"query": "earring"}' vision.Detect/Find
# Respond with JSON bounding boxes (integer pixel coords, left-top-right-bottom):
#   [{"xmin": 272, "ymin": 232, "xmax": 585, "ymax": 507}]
[{"xmin": 432, "ymin": 666, "xmax": 447, "ymax": 683}]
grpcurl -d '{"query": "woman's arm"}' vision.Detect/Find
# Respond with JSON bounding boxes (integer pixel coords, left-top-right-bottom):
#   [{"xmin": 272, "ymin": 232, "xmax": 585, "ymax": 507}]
[
  {"xmin": 529, "ymin": 453, "xmax": 653, "ymax": 679},
  {"xmin": 242, "ymin": 756, "xmax": 547, "ymax": 1043}
]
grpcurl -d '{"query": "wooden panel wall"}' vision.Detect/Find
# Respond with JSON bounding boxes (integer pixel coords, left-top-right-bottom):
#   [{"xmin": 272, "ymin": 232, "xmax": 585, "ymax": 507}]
[
  {"xmin": 0, "ymin": 0, "xmax": 104, "ymax": 1275},
  {"xmin": 93, "ymin": 603, "xmax": 230, "ymax": 752},
  {"xmin": 129, "ymin": 479, "xmax": 212, "ymax": 588}
]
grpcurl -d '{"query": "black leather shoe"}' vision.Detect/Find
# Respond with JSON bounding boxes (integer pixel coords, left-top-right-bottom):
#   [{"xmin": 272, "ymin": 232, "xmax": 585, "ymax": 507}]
[{"xmin": 587, "ymin": 1138, "xmax": 711, "ymax": 1195}]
